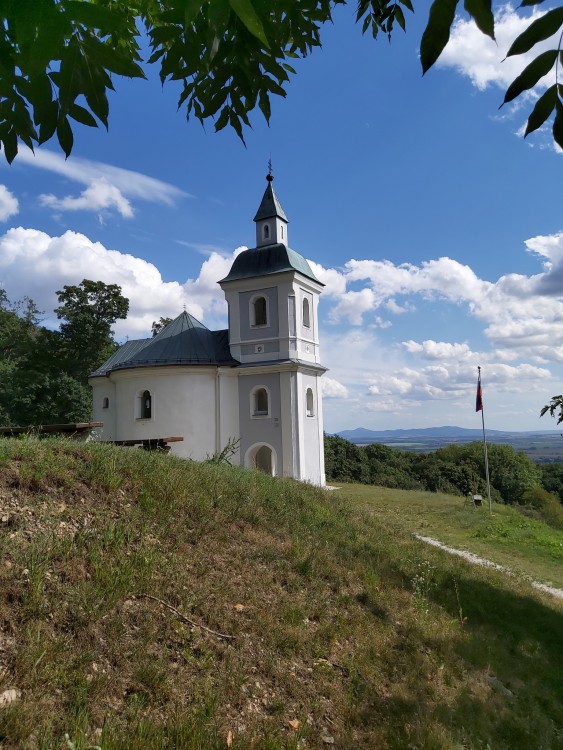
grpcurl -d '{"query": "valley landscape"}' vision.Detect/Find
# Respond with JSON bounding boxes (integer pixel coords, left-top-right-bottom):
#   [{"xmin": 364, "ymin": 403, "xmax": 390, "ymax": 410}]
[{"xmin": 337, "ymin": 426, "xmax": 563, "ymax": 463}]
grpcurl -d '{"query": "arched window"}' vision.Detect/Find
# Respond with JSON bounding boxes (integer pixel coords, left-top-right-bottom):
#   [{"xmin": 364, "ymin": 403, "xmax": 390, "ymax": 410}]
[
  {"xmin": 141, "ymin": 390, "xmax": 152, "ymax": 419},
  {"xmin": 253, "ymin": 296, "xmax": 267, "ymax": 326},
  {"xmin": 306, "ymin": 388, "xmax": 314, "ymax": 417},
  {"xmin": 302, "ymin": 297, "xmax": 311, "ymax": 328},
  {"xmin": 102, "ymin": 397, "xmax": 109, "ymax": 409},
  {"xmin": 252, "ymin": 387, "xmax": 269, "ymax": 417},
  {"xmin": 263, "ymin": 224, "xmax": 270, "ymax": 240}
]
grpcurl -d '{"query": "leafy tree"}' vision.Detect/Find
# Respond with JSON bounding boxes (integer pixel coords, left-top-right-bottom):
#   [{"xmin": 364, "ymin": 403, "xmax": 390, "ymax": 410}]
[
  {"xmin": 55, "ymin": 279, "xmax": 129, "ymax": 382},
  {"xmin": 151, "ymin": 316, "xmax": 173, "ymax": 337},
  {"xmin": 324, "ymin": 435, "xmax": 543, "ymax": 502},
  {"xmin": 0, "ymin": 283, "xmax": 129, "ymax": 426},
  {"xmin": 540, "ymin": 462, "xmax": 563, "ymax": 503},
  {"xmin": 541, "ymin": 395, "xmax": 563, "ymax": 424},
  {"xmin": 0, "ymin": 0, "xmax": 560, "ymax": 162},
  {"xmin": 324, "ymin": 434, "xmax": 368, "ymax": 483},
  {"xmin": 363, "ymin": 442, "xmax": 421, "ymax": 489}
]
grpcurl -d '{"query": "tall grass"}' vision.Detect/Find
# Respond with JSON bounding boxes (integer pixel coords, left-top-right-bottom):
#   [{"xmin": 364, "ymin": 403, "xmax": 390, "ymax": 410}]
[{"xmin": 0, "ymin": 438, "xmax": 561, "ymax": 749}]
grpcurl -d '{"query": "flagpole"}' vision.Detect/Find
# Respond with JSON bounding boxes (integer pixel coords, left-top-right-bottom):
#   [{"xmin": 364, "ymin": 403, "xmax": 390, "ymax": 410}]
[{"xmin": 477, "ymin": 366, "xmax": 493, "ymax": 515}]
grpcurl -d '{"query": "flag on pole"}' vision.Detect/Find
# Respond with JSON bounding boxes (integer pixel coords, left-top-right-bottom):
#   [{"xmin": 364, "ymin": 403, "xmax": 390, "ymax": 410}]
[{"xmin": 476, "ymin": 373, "xmax": 483, "ymax": 412}]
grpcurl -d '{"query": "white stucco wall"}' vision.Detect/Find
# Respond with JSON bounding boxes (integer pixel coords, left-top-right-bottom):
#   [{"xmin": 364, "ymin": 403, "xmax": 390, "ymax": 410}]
[
  {"xmin": 298, "ymin": 370, "xmax": 326, "ymax": 486},
  {"xmin": 90, "ymin": 366, "xmax": 240, "ymax": 460}
]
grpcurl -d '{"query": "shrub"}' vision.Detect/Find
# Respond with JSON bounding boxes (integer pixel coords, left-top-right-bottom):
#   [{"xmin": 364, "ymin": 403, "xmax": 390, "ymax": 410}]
[{"xmin": 520, "ymin": 487, "xmax": 563, "ymax": 530}]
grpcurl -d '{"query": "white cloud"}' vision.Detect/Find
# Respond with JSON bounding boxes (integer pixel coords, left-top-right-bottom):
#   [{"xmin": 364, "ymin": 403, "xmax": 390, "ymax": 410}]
[
  {"xmin": 0, "ymin": 227, "xmax": 232, "ymax": 337},
  {"xmin": 12, "ymin": 148, "xmax": 189, "ymax": 218},
  {"xmin": 437, "ymin": 4, "xmax": 557, "ymax": 92},
  {"xmin": 403, "ymin": 340, "xmax": 472, "ymax": 360},
  {"xmin": 40, "ymin": 178, "xmax": 134, "ymax": 218},
  {"xmin": 0, "ymin": 185, "xmax": 18, "ymax": 221},
  {"xmin": 321, "ymin": 377, "xmax": 349, "ymax": 399},
  {"xmin": 1, "ymin": 222, "xmax": 562, "ymax": 431}
]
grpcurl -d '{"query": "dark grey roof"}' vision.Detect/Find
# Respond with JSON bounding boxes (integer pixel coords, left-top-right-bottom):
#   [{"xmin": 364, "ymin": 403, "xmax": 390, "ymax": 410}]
[
  {"xmin": 90, "ymin": 338, "xmax": 152, "ymax": 377},
  {"xmin": 253, "ymin": 182, "xmax": 288, "ymax": 223},
  {"xmin": 219, "ymin": 243, "xmax": 323, "ymax": 285},
  {"xmin": 90, "ymin": 311, "xmax": 238, "ymax": 377}
]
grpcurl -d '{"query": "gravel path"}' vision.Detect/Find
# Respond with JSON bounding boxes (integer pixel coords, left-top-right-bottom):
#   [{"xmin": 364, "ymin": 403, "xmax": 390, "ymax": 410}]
[{"xmin": 414, "ymin": 534, "xmax": 563, "ymax": 600}]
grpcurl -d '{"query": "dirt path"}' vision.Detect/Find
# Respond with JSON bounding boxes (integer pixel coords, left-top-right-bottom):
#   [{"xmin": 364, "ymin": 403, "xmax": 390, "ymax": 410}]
[{"xmin": 414, "ymin": 534, "xmax": 563, "ymax": 600}]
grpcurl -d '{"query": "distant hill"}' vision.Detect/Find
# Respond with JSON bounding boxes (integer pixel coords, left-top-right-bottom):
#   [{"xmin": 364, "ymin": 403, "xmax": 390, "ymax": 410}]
[
  {"xmin": 335, "ymin": 426, "xmax": 563, "ymax": 462},
  {"xmin": 337, "ymin": 426, "xmax": 559, "ymax": 440}
]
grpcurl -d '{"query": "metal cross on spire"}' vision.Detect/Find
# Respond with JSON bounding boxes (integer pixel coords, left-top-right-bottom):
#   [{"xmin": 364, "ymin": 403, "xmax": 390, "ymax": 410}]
[{"xmin": 267, "ymin": 157, "xmax": 273, "ymax": 182}]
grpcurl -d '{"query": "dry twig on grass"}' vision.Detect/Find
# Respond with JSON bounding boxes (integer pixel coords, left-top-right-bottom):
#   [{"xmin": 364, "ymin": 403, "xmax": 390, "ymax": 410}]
[{"xmin": 136, "ymin": 594, "xmax": 235, "ymax": 640}]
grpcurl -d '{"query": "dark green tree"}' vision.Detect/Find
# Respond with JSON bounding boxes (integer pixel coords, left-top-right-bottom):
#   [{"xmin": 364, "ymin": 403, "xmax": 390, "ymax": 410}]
[
  {"xmin": 151, "ymin": 316, "xmax": 173, "ymax": 337},
  {"xmin": 324, "ymin": 434, "xmax": 368, "ymax": 483},
  {"xmin": 0, "ymin": 0, "xmax": 560, "ymax": 162},
  {"xmin": 55, "ymin": 279, "xmax": 129, "ymax": 382},
  {"xmin": 0, "ymin": 291, "xmax": 93, "ymax": 425}
]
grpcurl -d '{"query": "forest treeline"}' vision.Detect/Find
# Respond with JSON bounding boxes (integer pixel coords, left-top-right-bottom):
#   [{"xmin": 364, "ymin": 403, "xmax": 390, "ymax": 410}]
[
  {"xmin": 0, "ymin": 282, "xmax": 128, "ymax": 426},
  {"xmin": 324, "ymin": 435, "xmax": 563, "ymax": 526}
]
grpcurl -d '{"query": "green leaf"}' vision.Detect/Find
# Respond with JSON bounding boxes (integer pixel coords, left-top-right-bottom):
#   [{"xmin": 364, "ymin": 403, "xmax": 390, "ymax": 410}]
[
  {"xmin": 38, "ymin": 100, "xmax": 59, "ymax": 144},
  {"xmin": 420, "ymin": 0, "xmax": 460, "ymax": 75},
  {"xmin": 554, "ymin": 101, "xmax": 563, "ymax": 150},
  {"xmin": 524, "ymin": 84, "xmax": 557, "ymax": 135},
  {"xmin": 229, "ymin": 110, "xmax": 246, "ymax": 144},
  {"xmin": 506, "ymin": 7, "xmax": 563, "ymax": 57},
  {"xmin": 80, "ymin": 36, "xmax": 146, "ymax": 79},
  {"xmin": 57, "ymin": 116, "xmax": 74, "ymax": 158},
  {"xmin": 503, "ymin": 49, "xmax": 557, "ymax": 104},
  {"xmin": 214, "ymin": 105, "xmax": 230, "ymax": 132},
  {"xmin": 183, "ymin": 0, "xmax": 204, "ymax": 27},
  {"xmin": 1, "ymin": 128, "xmax": 18, "ymax": 164},
  {"xmin": 258, "ymin": 89, "xmax": 271, "ymax": 122},
  {"xmin": 400, "ymin": 0, "xmax": 415, "ymax": 12},
  {"xmin": 69, "ymin": 103, "xmax": 98, "ymax": 127},
  {"xmin": 229, "ymin": 0, "xmax": 269, "ymax": 48},
  {"xmin": 520, "ymin": 0, "xmax": 548, "ymax": 7},
  {"xmin": 395, "ymin": 5, "xmax": 406, "ymax": 32},
  {"xmin": 62, "ymin": 1, "xmax": 121, "ymax": 35},
  {"xmin": 464, "ymin": 0, "xmax": 494, "ymax": 39}
]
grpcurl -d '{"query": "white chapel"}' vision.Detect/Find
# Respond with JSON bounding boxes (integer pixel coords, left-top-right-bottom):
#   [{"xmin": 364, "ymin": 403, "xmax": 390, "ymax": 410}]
[{"xmin": 89, "ymin": 174, "xmax": 327, "ymax": 485}]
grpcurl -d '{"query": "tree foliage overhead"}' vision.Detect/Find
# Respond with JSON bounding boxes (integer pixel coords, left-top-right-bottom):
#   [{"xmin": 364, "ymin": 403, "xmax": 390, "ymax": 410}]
[{"xmin": 0, "ymin": 0, "xmax": 561, "ymax": 163}]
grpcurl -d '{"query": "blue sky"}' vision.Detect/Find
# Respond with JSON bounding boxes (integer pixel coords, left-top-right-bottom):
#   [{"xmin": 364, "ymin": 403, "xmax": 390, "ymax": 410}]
[{"xmin": 0, "ymin": 2, "xmax": 561, "ymax": 433}]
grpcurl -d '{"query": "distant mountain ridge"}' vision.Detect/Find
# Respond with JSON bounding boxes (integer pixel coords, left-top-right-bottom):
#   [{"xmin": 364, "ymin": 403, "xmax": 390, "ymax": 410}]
[{"xmin": 337, "ymin": 426, "xmax": 560, "ymax": 440}]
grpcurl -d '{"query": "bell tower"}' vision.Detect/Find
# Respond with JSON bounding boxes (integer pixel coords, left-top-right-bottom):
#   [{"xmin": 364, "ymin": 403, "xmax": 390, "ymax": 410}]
[
  {"xmin": 218, "ymin": 171, "xmax": 327, "ymax": 485},
  {"xmin": 254, "ymin": 165, "xmax": 289, "ymax": 248}
]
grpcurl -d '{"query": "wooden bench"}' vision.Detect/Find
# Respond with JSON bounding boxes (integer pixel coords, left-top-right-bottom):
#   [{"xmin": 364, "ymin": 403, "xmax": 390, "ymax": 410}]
[{"xmin": 105, "ymin": 437, "xmax": 183, "ymax": 452}]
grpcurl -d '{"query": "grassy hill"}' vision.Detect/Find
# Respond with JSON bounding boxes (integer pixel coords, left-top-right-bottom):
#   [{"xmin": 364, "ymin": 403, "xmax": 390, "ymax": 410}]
[{"xmin": 0, "ymin": 439, "xmax": 562, "ymax": 750}]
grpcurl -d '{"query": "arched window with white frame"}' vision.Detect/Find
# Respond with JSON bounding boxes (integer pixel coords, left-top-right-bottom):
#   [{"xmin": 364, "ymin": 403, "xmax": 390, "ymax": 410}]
[
  {"xmin": 139, "ymin": 389, "xmax": 152, "ymax": 419},
  {"xmin": 263, "ymin": 224, "xmax": 270, "ymax": 240},
  {"xmin": 302, "ymin": 297, "xmax": 311, "ymax": 328},
  {"xmin": 306, "ymin": 387, "xmax": 314, "ymax": 417},
  {"xmin": 252, "ymin": 295, "xmax": 268, "ymax": 327},
  {"xmin": 251, "ymin": 386, "xmax": 270, "ymax": 417}
]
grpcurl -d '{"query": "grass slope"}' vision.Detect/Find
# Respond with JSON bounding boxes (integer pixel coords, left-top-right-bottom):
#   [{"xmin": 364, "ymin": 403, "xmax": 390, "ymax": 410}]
[{"xmin": 0, "ymin": 439, "xmax": 561, "ymax": 750}]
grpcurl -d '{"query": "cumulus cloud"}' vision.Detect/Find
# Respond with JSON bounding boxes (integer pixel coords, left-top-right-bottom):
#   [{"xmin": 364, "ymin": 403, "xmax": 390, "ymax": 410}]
[
  {"xmin": 367, "ymin": 360, "xmax": 550, "ymax": 403},
  {"xmin": 0, "ymin": 227, "xmax": 233, "ymax": 337},
  {"xmin": 1, "ymin": 221, "xmax": 562, "ymax": 429},
  {"xmin": 321, "ymin": 377, "xmax": 349, "ymax": 399},
  {"xmin": 437, "ymin": 4, "xmax": 557, "ymax": 92},
  {"xmin": 403, "ymin": 340, "xmax": 473, "ymax": 360},
  {"xmin": 0, "ymin": 185, "xmax": 18, "ymax": 221},
  {"xmin": 13, "ymin": 149, "xmax": 188, "ymax": 219}
]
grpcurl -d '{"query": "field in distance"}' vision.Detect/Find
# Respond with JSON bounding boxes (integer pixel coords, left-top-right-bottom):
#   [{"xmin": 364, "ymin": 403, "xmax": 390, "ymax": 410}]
[{"xmin": 337, "ymin": 426, "xmax": 563, "ymax": 463}]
